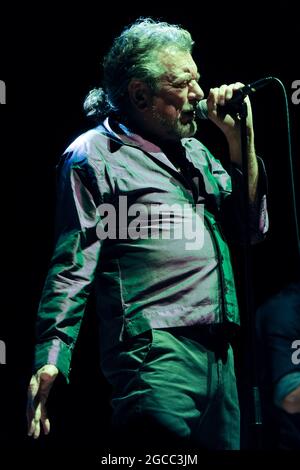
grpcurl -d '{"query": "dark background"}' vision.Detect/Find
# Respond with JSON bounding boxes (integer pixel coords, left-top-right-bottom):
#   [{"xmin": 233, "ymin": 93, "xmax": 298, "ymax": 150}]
[{"xmin": 0, "ymin": 3, "xmax": 299, "ymax": 465}]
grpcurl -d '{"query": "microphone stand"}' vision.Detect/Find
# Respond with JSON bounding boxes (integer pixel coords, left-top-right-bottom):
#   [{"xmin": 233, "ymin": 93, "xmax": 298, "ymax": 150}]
[{"xmin": 234, "ymin": 101, "xmax": 262, "ymax": 449}]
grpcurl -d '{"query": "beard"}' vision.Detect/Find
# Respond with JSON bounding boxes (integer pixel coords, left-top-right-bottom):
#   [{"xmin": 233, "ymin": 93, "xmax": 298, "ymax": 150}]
[{"xmin": 151, "ymin": 106, "xmax": 198, "ymax": 141}]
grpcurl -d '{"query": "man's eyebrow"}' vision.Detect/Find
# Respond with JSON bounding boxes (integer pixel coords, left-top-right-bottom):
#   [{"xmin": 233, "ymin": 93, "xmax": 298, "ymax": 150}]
[{"xmin": 174, "ymin": 71, "xmax": 201, "ymax": 81}]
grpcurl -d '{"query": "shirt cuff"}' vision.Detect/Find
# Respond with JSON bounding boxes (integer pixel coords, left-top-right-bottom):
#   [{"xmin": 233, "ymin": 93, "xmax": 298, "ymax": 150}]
[
  {"xmin": 34, "ymin": 338, "xmax": 72, "ymax": 383},
  {"xmin": 230, "ymin": 156, "xmax": 269, "ymax": 243}
]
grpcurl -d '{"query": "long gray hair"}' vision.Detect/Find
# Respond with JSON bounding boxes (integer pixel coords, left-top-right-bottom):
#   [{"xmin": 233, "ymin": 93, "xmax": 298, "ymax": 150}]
[{"xmin": 83, "ymin": 18, "xmax": 194, "ymax": 121}]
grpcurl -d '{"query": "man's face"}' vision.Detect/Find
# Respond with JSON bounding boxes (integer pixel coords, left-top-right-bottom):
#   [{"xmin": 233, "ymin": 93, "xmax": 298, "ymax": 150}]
[{"xmin": 148, "ymin": 49, "xmax": 204, "ymax": 142}]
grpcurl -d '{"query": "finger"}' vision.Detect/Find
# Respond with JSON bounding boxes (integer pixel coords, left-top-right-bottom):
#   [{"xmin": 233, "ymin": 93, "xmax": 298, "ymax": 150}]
[
  {"xmin": 233, "ymin": 81, "xmax": 244, "ymax": 90},
  {"xmin": 41, "ymin": 404, "xmax": 51, "ymax": 435},
  {"xmin": 28, "ymin": 385, "xmax": 50, "ymax": 437},
  {"xmin": 224, "ymin": 84, "xmax": 235, "ymax": 102},
  {"xmin": 28, "ymin": 418, "xmax": 37, "ymax": 437},
  {"xmin": 218, "ymin": 84, "xmax": 228, "ymax": 105},
  {"xmin": 207, "ymin": 88, "xmax": 219, "ymax": 112},
  {"xmin": 27, "ymin": 376, "xmax": 40, "ymax": 432},
  {"xmin": 27, "ymin": 418, "xmax": 35, "ymax": 436},
  {"xmin": 42, "ymin": 417, "xmax": 51, "ymax": 435},
  {"xmin": 27, "ymin": 406, "xmax": 35, "ymax": 434},
  {"xmin": 33, "ymin": 402, "xmax": 42, "ymax": 439},
  {"xmin": 28, "ymin": 375, "xmax": 40, "ymax": 402},
  {"xmin": 28, "ymin": 401, "xmax": 51, "ymax": 437},
  {"xmin": 33, "ymin": 420, "xmax": 41, "ymax": 440},
  {"xmin": 28, "ymin": 401, "xmax": 41, "ymax": 437}
]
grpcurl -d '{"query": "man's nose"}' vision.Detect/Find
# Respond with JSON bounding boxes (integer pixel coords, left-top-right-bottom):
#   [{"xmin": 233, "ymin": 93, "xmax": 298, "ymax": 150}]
[{"xmin": 188, "ymin": 81, "xmax": 204, "ymax": 101}]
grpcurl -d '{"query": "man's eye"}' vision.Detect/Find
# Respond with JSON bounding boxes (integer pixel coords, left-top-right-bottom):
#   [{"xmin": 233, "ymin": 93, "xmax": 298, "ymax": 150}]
[
  {"xmin": 176, "ymin": 79, "xmax": 199, "ymax": 89},
  {"xmin": 176, "ymin": 80, "xmax": 189, "ymax": 88}
]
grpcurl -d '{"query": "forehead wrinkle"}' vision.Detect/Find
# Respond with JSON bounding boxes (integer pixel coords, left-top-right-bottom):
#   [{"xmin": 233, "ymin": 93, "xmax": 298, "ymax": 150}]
[
  {"xmin": 157, "ymin": 50, "xmax": 200, "ymax": 83},
  {"xmin": 163, "ymin": 70, "xmax": 200, "ymax": 85}
]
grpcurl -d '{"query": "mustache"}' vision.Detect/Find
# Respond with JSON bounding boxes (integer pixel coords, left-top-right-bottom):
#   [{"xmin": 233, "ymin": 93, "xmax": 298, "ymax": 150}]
[{"xmin": 182, "ymin": 107, "xmax": 196, "ymax": 113}]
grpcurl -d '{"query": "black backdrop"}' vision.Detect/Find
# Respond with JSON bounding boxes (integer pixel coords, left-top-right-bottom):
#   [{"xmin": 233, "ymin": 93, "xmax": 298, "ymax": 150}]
[{"xmin": 1, "ymin": 3, "xmax": 299, "ymax": 465}]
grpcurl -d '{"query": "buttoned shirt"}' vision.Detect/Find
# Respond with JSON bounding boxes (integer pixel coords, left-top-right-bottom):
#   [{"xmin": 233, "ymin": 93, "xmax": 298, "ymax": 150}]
[{"xmin": 34, "ymin": 118, "xmax": 268, "ymax": 381}]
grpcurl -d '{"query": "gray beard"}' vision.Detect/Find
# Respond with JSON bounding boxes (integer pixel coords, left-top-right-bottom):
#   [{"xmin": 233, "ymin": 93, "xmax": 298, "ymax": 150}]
[{"xmin": 152, "ymin": 108, "xmax": 198, "ymax": 141}]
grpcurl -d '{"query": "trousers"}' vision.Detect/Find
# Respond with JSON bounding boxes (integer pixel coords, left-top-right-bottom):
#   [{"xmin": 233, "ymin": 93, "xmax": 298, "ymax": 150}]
[{"xmin": 106, "ymin": 326, "xmax": 240, "ymax": 451}]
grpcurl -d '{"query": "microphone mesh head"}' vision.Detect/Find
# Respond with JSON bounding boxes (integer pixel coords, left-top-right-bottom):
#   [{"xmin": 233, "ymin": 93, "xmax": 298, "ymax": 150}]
[{"xmin": 196, "ymin": 100, "xmax": 208, "ymax": 120}]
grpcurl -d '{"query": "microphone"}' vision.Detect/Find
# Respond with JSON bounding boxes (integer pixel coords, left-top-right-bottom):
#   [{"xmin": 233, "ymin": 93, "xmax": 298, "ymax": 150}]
[{"xmin": 196, "ymin": 77, "xmax": 274, "ymax": 119}]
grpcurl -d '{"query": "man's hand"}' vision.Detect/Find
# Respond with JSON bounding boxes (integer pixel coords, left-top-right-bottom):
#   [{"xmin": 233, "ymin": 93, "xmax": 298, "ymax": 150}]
[
  {"xmin": 206, "ymin": 82, "xmax": 258, "ymax": 201},
  {"xmin": 206, "ymin": 82, "xmax": 254, "ymax": 140},
  {"xmin": 27, "ymin": 364, "xmax": 59, "ymax": 439},
  {"xmin": 281, "ymin": 386, "xmax": 300, "ymax": 414}
]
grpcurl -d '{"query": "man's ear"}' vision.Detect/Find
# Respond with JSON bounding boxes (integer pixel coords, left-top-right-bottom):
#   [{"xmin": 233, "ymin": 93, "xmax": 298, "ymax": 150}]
[{"xmin": 128, "ymin": 80, "xmax": 151, "ymax": 111}]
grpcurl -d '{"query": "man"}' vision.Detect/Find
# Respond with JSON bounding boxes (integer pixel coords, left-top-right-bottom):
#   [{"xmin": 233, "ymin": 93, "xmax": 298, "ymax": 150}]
[{"xmin": 27, "ymin": 18, "xmax": 268, "ymax": 450}]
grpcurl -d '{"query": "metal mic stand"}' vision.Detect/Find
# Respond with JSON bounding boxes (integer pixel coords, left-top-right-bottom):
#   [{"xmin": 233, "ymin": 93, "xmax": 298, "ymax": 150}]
[{"xmin": 233, "ymin": 100, "xmax": 262, "ymax": 449}]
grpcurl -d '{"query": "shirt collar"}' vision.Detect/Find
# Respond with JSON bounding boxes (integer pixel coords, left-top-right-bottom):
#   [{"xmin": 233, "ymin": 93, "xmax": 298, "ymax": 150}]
[
  {"xmin": 99, "ymin": 117, "xmax": 194, "ymax": 177},
  {"xmin": 102, "ymin": 117, "xmax": 163, "ymax": 153}
]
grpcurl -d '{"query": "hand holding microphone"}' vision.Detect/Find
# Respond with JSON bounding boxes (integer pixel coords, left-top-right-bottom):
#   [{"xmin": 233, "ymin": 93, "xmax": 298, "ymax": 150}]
[
  {"xmin": 194, "ymin": 77, "xmax": 273, "ymax": 167},
  {"xmin": 198, "ymin": 83, "xmax": 254, "ymax": 139},
  {"xmin": 194, "ymin": 80, "xmax": 270, "ymax": 139},
  {"xmin": 196, "ymin": 77, "xmax": 274, "ymax": 130}
]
